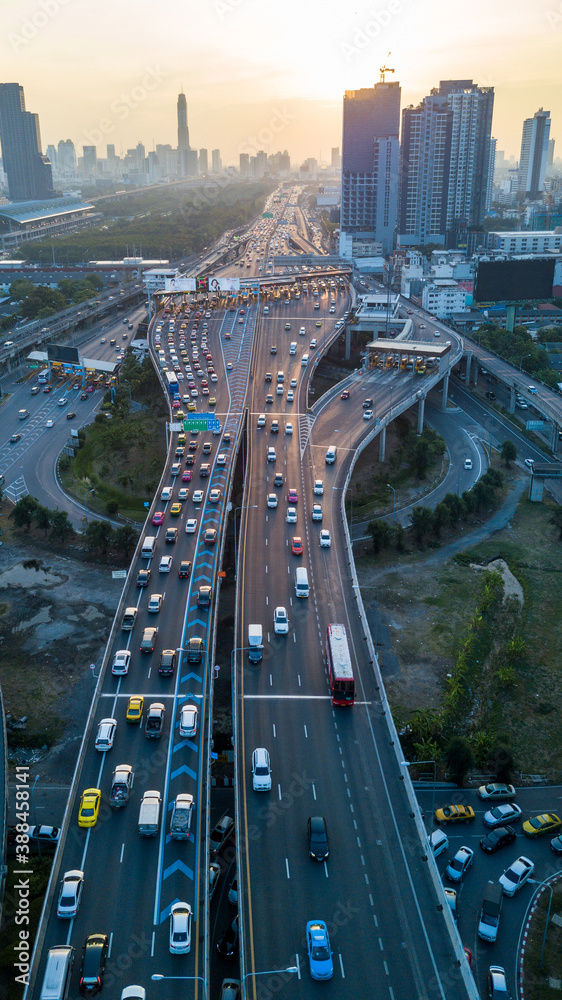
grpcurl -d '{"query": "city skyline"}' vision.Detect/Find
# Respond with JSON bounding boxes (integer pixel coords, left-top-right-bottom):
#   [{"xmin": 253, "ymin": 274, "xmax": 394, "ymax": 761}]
[{"xmin": 2, "ymin": 0, "xmax": 560, "ymax": 164}]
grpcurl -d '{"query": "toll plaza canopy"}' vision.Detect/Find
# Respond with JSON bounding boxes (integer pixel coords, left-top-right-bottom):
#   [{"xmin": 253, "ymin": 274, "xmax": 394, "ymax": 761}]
[
  {"xmin": 366, "ymin": 339, "xmax": 452, "ymax": 360},
  {"xmin": 27, "ymin": 350, "xmax": 119, "ymax": 374}
]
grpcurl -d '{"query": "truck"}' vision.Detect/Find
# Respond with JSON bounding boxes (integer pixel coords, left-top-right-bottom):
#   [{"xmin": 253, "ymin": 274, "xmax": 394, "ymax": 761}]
[
  {"xmin": 170, "ymin": 793, "xmax": 194, "ymax": 840},
  {"xmin": 109, "ymin": 765, "xmax": 133, "ymax": 808},
  {"xmin": 138, "ymin": 790, "xmax": 162, "ymax": 836},
  {"xmin": 478, "ymin": 880, "xmax": 503, "ymax": 942},
  {"xmin": 248, "ymin": 624, "xmax": 263, "ymax": 664}
]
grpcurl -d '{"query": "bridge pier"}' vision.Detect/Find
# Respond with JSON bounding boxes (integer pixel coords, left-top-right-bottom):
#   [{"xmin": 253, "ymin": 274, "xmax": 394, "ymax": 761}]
[
  {"xmin": 417, "ymin": 395, "xmax": 425, "ymax": 434},
  {"xmin": 441, "ymin": 371, "xmax": 450, "ymax": 410},
  {"xmin": 550, "ymin": 423, "xmax": 560, "ymax": 453},
  {"xmin": 345, "ymin": 325, "xmax": 351, "ymax": 360},
  {"xmin": 465, "ymin": 352, "xmax": 472, "ymax": 385},
  {"xmin": 379, "ymin": 424, "xmax": 386, "ymax": 462},
  {"xmin": 509, "ymin": 385, "xmax": 516, "ymax": 414}
]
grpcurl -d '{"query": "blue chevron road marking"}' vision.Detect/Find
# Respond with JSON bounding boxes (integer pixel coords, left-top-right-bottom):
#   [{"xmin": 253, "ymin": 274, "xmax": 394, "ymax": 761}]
[
  {"xmin": 172, "ymin": 737, "xmax": 198, "ymax": 753},
  {"xmin": 170, "ymin": 763, "xmax": 198, "ymax": 779},
  {"xmin": 162, "ymin": 860, "xmax": 193, "ymax": 881}
]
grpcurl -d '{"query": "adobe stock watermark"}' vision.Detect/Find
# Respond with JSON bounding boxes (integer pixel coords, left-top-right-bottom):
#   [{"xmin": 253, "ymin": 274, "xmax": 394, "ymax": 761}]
[
  {"xmin": 213, "ymin": 0, "xmax": 246, "ymax": 19},
  {"xmin": 339, "ymin": 0, "xmax": 403, "ymax": 62},
  {"xmin": 8, "ymin": 0, "xmax": 73, "ymax": 52},
  {"xmin": 237, "ymin": 108, "xmax": 295, "ymax": 158},
  {"xmin": 546, "ymin": 2, "xmax": 562, "ymax": 27},
  {"xmin": 82, "ymin": 67, "xmax": 168, "ymax": 147}
]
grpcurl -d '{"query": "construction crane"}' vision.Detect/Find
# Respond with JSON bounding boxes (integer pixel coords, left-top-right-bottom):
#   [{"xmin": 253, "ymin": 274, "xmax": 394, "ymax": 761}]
[{"xmin": 379, "ymin": 54, "xmax": 395, "ymax": 84}]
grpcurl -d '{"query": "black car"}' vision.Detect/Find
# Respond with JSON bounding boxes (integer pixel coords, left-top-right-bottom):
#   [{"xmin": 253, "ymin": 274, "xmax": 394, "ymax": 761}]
[
  {"xmin": 479, "ymin": 825, "xmax": 516, "ymax": 854},
  {"xmin": 66, "ymin": 411, "xmax": 76, "ymax": 419},
  {"xmin": 274, "ymin": 473, "xmax": 284, "ymax": 487},
  {"xmin": 136, "ymin": 569, "xmax": 151, "ymax": 587},
  {"xmin": 197, "ymin": 585, "xmax": 212, "ymax": 608},
  {"xmin": 79, "ymin": 933, "xmax": 108, "ymax": 995},
  {"xmin": 217, "ymin": 916, "xmax": 239, "ymax": 959},
  {"xmin": 159, "ymin": 649, "xmax": 176, "ymax": 677},
  {"xmin": 178, "ymin": 560, "xmax": 192, "ymax": 579},
  {"xmin": 308, "ymin": 815, "xmax": 329, "ymax": 861},
  {"xmin": 10, "ymin": 433, "xmax": 21, "ymax": 444},
  {"xmin": 485, "ymin": 391, "xmax": 496, "ymax": 400},
  {"xmin": 362, "ymin": 398, "xmax": 373, "ymax": 409},
  {"xmin": 551, "ymin": 835, "xmax": 562, "ymax": 855}
]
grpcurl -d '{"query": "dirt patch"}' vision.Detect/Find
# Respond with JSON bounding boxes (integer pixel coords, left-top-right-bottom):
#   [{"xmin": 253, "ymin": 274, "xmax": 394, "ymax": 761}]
[{"xmin": 472, "ymin": 557, "xmax": 524, "ymax": 605}]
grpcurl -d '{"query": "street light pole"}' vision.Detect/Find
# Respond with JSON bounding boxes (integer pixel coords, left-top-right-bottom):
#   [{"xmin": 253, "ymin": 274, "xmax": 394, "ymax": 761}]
[
  {"xmin": 401, "ymin": 759, "xmax": 437, "ymax": 820},
  {"xmin": 539, "ymin": 882, "xmax": 554, "ymax": 970},
  {"xmin": 151, "ymin": 974, "xmax": 207, "ymax": 997},
  {"xmin": 233, "ymin": 504, "xmax": 258, "ymax": 580},
  {"xmin": 83, "ymin": 487, "xmax": 95, "ymax": 525},
  {"xmin": 243, "ymin": 967, "xmax": 298, "ymax": 984},
  {"xmin": 387, "ymin": 483, "xmax": 396, "ymax": 520}
]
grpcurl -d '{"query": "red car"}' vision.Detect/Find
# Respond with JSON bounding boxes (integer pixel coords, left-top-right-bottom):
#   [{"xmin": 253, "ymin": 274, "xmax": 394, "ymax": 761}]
[
  {"xmin": 288, "ymin": 489, "xmax": 298, "ymax": 504},
  {"xmin": 340, "ymin": 390, "xmax": 350, "ymax": 400},
  {"xmin": 291, "ymin": 536, "xmax": 303, "ymax": 555},
  {"xmin": 182, "ymin": 470, "xmax": 191, "ymax": 482},
  {"xmin": 152, "ymin": 511, "xmax": 165, "ymax": 525},
  {"xmin": 172, "ymin": 399, "xmax": 180, "ymax": 409},
  {"xmin": 43, "ymin": 386, "xmax": 52, "ymax": 393}
]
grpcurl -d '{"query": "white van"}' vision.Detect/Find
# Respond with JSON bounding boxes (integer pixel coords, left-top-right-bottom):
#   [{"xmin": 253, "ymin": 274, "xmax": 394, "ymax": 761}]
[
  {"xmin": 301, "ymin": 354, "xmax": 309, "ymax": 366},
  {"xmin": 325, "ymin": 445, "xmax": 337, "ymax": 464},
  {"xmin": 289, "ymin": 342, "xmax": 297, "ymax": 355},
  {"xmin": 295, "ymin": 566, "xmax": 310, "ymax": 598},
  {"xmin": 40, "ymin": 945, "xmax": 75, "ymax": 1000},
  {"xmin": 141, "ymin": 535, "xmax": 156, "ymax": 558}
]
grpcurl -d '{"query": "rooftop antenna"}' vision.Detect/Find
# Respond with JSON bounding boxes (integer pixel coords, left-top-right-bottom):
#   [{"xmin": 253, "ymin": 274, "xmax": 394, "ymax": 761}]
[{"xmin": 379, "ymin": 53, "xmax": 395, "ymax": 84}]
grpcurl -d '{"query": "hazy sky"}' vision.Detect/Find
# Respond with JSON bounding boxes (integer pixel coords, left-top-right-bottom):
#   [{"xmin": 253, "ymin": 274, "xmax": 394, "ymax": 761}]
[{"xmin": 2, "ymin": 0, "xmax": 561, "ymax": 164}]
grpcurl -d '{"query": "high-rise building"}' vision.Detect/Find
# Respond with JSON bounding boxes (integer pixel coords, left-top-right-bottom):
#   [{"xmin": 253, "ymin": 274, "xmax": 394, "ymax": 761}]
[
  {"xmin": 518, "ymin": 108, "xmax": 551, "ymax": 199},
  {"xmin": 211, "ymin": 148, "xmax": 222, "ymax": 172},
  {"xmin": 547, "ymin": 138, "xmax": 555, "ymax": 169},
  {"xmin": 398, "ymin": 80, "xmax": 494, "ymax": 249},
  {"xmin": 239, "ymin": 153, "xmax": 250, "ymax": 176},
  {"xmin": 331, "ymin": 147, "xmax": 341, "ymax": 169},
  {"xmin": 177, "ymin": 90, "xmax": 190, "ymax": 177},
  {"xmin": 340, "ymin": 82, "xmax": 401, "ymax": 256},
  {"xmin": 0, "ymin": 83, "xmax": 56, "ymax": 201},
  {"xmin": 57, "ymin": 139, "xmax": 76, "ymax": 175},
  {"xmin": 198, "ymin": 148, "xmax": 208, "ymax": 174},
  {"xmin": 82, "ymin": 145, "xmax": 97, "ymax": 178},
  {"xmin": 46, "ymin": 144, "xmax": 57, "ymax": 169}
]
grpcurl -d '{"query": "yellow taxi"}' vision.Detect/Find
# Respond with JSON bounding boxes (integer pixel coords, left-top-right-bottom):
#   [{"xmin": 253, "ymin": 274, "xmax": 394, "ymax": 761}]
[
  {"xmin": 522, "ymin": 813, "xmax": 561, "ymax": 837},
  {"xmin": 170, "ymin": 503, "xmax": 182, "ymax": 516},
  {"xmin": 208, "ymin": 397, "xmax": 217, "ymax": 407},
  {"xmin": 126, "ymin": 695, "xmax": 144, "ymax": 723},
  {"xmin": 187, "ymin": 401, "xmax": 196, "ymax": 412},
  {"xmin": 176, "ymin": 410, "xmax": 185, "ymax": 420},
  {"xmin": 177, "ymin": 433, "xmax": 186, "ymax": 445},
  {"xmin": 78, "ymin": 788, "xmax": 101, "ymax": 828},
  {"xmin": 434, "ymin": 804, "xmax": 475, "ymax": 825}
]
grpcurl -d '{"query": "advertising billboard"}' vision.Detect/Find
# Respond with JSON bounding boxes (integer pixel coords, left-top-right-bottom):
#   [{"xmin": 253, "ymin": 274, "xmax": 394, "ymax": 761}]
[
  {"xmin": 164, "ymin": 276, "xmax": 196, "ymax": 292},
  {"xmin": 474, "ymin": 259, "xmax": 555, "ymax": 303},
  {"xmin": 46, "ymin": 344, "xmax": 80, "ymax": 365}
]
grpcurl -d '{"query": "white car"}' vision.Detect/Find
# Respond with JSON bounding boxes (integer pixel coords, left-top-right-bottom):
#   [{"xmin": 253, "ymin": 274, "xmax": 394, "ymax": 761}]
[
  {"xmin": 111, "ymin": 649, "xmax": 131, "ymax": 676},
  {"xmin": 252, "ymin": 747, "xmax": 272, "ymax": 791},
  {"xmin": 147, "ymin": 593, "xmax": 163, "ymax": 613},
  {"xmin": 286, "ymin": 506, "xmax": 297, "ymax": 523},
  {"xmin": 178, "ymin": 488, "xmax": 189, "ymax": 500},
  {"xmin": 161, "ymin": 487, "xmax": 173, "ymax": 501},
  {"xmin": 285, "ymin": 423, "xmax": 293, "ymax": 435},
  {"xmin": 57, "ymin": 869, "xmax": 84, "ymax": 918},
  {"xmin": 478, "ymin": 782, "xmax": 516, "ymax": 801},
  {"xmin": 310, "ymin": 339, "xmax": 317, "ymax": 348},
  {"xmin": 286, "ymin": 391, "xmax": 294, "ymax": 402},
  {"xmin": 58, "ymin": 397, "xmax": 68, "ymax": 406},
  {"xmin": 312, "ymin": 504, "xmax": 323, "ymax": 521},
  {"xmin": 169, "ymin": 902, "xmax": 192, "ymax": 954},
  {"xmin": 314, "ymin": 479, "xmax": 324, "ymax": 496},
  {"xmin": 524, "ymin": 458, "xmax": 535, "ymax": 471},
  {"xmin": 464, "ymin": 458, "xmax": 473, "ymax": 470},
  {"xmin": 217, "ymin": 453, "xmax": 227, "ymax": 466},
  {"xmin": 290, "ymin": 378, "xmax": 297, "ymax": 388},
  {"xmin": 179, "ymin": 703, "xmax": 199, "ymax": 738},
  {"xmin": 527, "ymin": 385, "xmax": 538, "ymax": 394},
  {"xmin": 159, "ymin": 555, "xmax": 173, "ymax": 573},
  {"xmin": 192, "ymin": 490, "xmax": 204, "ymax": 503},
  {"xmin": 430, "ymin": 829, "xmax": 449, "ymax": 858},
  {"xmin": 363, "ymin": 409, "xmax": 373, "ymax": 420},
  {"xmin": 299, "ymin": 327, "xmax": 306, "ymax": 336},
  {"xmin": 46, "ymin": 419, "xmax": 54, "ymax": 428},
  {"xmin": 95, "ymin": 718, "xmax": 116, "ymax": 751},
  {"xmin": 185, "ymin": 518, "xmax": 197, "ymax": 533},
  {"xmin": 319, "ymin": 529, "xmax": 331, "ymax": 547},
  {"xmin": 267, "ymin": 494, "xmax": 278, "ymax": 508},
  {"xmin": 499, "ymin": 856, "xmax": 535, "ymax": 896},
  {"xmin": 445, "ymin": 845, "xmax": 474, "ymax": 882},
  {"xmin": 274, "ymin": 606, "xmax": 289, "ymax": 634}
]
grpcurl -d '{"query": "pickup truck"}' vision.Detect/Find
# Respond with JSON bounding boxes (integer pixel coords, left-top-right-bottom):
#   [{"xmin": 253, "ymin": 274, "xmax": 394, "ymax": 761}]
[
  {"xmin": 109, "ymin": 765, "xmax": 134, "ymax": 808},
  {"xmin": 145, "ymin": 703, "xmax": 165, "ymax": 738}
]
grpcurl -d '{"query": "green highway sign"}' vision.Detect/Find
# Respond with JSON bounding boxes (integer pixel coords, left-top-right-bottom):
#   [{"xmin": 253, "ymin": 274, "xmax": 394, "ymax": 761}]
[{"xmin": 184, "ymin": 417, "xmax": 221, "ymax": 432}]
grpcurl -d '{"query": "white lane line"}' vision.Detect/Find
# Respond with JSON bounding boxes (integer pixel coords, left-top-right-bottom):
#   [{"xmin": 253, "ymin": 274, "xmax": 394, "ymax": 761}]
[
  {"xmin": 324, "ymin": 861, "xmax": 329, "ymax": 878},
  {"xmin": 285, "ymin": 858, "xmax": 290, "ymax": 879},
  {"xmin": 303, "ymin": 725, "xmax": 308, "ymax": 738},
  {"xmin": 361, "ymin": 855, "xmax": 366, "ymax": 866},
  {"xmin": 265, "ymin": 564, "xmax": 268, "ymax": 573},
  {"xmin": 147, "ymin": 668, "xmax": 152, "ymax": 679},
  {"xmin": 273, "ymin": 723, "xmax": 276, "ymax": 738},
  {"xmin": 278, "ymin": 783, "xmax": 282, "ymax": 801},
  {"xmin": 312, "ymin": 784, "xmax": 317, "ymax": 800},
  {"xmin": 339, "ymin": 954, "xmax": 345, "ymax": 978},
  {"xmin": 108, "ymin": 932, "xmax": 113, "ymax": 957},
  {"xmin": 297, "ymin": 674, "xmax": 301, "ymax": 686},
  {"xmin": 151, "ymin": 932, "xmax": 155, "ymax": 957},
  {"xmin": 379, "ymin": 937, "xmax": 384, "ymax": 951},
  {"xmin": 353, "ymin": 820, "xmax": 358, "ymax": 830},
  {"xmin": 364, "ymin": 873, "xmax": 370, "ymax": 885},
  {"xmin": 356, "ymin": 837, "xmax": 361, "ymax": 848},
  {"xmin": 265, "ymin": 597, "xmax": 269, "ymax": 606},
  {"xmin": 269, "ymin": 674, "xmax": 273, "ymax": 686},
  {"xmin": 120, "ymin": 843, "xmax": 125, "ymax": 863},
  {"xmin": 373, "ymin": 913, "xmax": 378, "ymax": 927},
  {"xmin": 383, "ymin": 960, "xmax": 389, "ymax": 975},
  {"xmin": 293, "ymin": 632, "xmax": 296, "ymax": 643},
  {"xmin": 389, "ymin": 987, "xmax": 395, "ymax": 1000}
]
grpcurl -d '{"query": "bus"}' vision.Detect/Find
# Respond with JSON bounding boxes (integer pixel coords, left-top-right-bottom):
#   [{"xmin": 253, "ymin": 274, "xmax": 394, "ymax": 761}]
[
  {"xmin": 326, "ymin": 624, "xmax": 355, "ymax": 706},
  {"xmin": 165, "ymin": 371, "xmax": 179, "ymax": 396}
]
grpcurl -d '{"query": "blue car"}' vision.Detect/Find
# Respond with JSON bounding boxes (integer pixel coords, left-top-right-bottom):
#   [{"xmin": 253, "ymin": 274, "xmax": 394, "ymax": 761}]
[{"xmin": 306, "ymin": 920, "xmax": 333, "ymax": 980}]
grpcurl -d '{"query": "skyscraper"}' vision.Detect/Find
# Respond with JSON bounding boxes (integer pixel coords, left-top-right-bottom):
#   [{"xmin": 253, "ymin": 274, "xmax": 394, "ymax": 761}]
[
  {"xmin": 177, "ymin": 90, "xmax": 190, "ymax": 177},
  {"xmin": 0, "ymin": 83, "xmax": 55, "ymax": 201},
  {"xmin": 212, "ymin": 149, "xmax": 222, "ymax": 172},
  {"xmin": 198, "ymin": 148, "xmax": 208, "ymax": 174},
  {"xmin": 331, "ymin": 147, "xmax": 341, "ymax": 169},
  {"xmin": 518, "ymin": 108, "xmax": 551, "ymax": 199},
  {"xmin": 239, "ymin": 153, "xmax": 250, "ymax": 176},
  {"xmin": 340, "ymin": 82, "xmax": 401, "ymax": 256},
  {"xmin": 398, "ymin": 80, "xmax": 494, "ymax": 248},
  {"xmin": 58, "ymin": 139, "xmax": 76, "ymax": 174},
  {"xmin": 82, "ymin": 145, "xmax": 97, "ymax": 178}
]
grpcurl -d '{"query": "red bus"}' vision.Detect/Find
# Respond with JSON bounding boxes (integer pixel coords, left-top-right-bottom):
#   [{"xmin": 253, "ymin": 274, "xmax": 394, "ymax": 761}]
[{"xmin": 326, "ymin": 624, "xmax": 355, "ymax": 706}]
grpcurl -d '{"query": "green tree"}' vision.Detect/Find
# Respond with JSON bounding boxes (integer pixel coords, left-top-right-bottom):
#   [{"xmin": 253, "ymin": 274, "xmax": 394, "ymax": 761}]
[
  {"xmin": 34, "ymin": 505, "xmax": 51, "ymax": 536},
  {"xmin": 113, "ymin": 524, "xmax": 139, "ymax": 559},
  {"xmin": 442, "ymin": 492, "xmax": 466, "ymax": 524},
  {"xmin": 11, "ymin": 495, "xmax": 39, "ymax": 530},
  {"xmin": 49, "ymin": 510, "xmax": 73, "ymax": 544},
  {"xmin": 410, "ymin": 506, "xmax": 434, "ymax": 546},
  {"xmin": 501, "ymin": 440, "xmax": 517, "ymax": 467},
  {"xmin": 106, "ymin": 499, "xmax": 119, "ymax": 516},
  {"xmin": 368, "ymin": 518, "xmax": 392, "ymax": 554},
  {"xmin": 444, "ymin": 736, "xmax": 474, "ymax": 787},
  {"xmin": 432, "ymin": 502, "xmax": 451, "ymax": 538},
  {"xmin": 84, "ymin": 520, "xmax": 113, "ymax": 555},
  {"xmin": 490, "ymin": 742, "xmax": 515, "ymax": 783}
]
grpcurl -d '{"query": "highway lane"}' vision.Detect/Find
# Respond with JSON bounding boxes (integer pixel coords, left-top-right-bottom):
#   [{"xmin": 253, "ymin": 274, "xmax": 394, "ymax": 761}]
[{"xmin": 236, "ymin": 290, "xmax": 469, "ymax": 999}]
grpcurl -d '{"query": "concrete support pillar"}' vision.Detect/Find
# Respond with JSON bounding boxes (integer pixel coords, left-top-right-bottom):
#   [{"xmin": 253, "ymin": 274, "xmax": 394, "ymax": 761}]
[
  {"xmin": 417, "ymin": 395, "xmax": 425, "ymax": 434},
  {"xmin": 465, "ymin": 353, "xmax": 472, "ymax": 385},
  {"xmin": 379, "ymin": 424, "xmax": 386, "ymax": 462},
  {"xmin": 473, "ymin": 364, "xmax": 478, "ymax": 386},
  {"xmin": 550, "ymin": 423, "xmax": 559, "ymax": 453},
  {"xmin": 345, "ymin": 324, "xmax": 351, "ymax": 360},
  {"xmin": 509, "ymin": 385, "xmax": 516, "ymax": 414},
  {"xmin": 441, "ymin": 371, "xmax": 450, "ymax": 411}
]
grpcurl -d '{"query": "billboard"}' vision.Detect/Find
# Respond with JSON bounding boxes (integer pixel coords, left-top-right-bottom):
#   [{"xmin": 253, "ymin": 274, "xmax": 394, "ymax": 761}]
[
  {"xmin": 474, "ymin": 259, "xmax": 555, "ymax": 303},
  {"xmin": 164, "ymin": 276, "xmax": 196, "ymax": 292},
  {"xmin": 164, "ymin": 275, "xmax": 241, "ymax": 294},
  {"xmin": 46, "ymin": 344, "xmax": 80, "ymax": 365}
]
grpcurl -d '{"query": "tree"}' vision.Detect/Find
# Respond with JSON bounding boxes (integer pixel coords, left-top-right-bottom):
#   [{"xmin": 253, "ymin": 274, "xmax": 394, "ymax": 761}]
[
  {"xmin": 84, "ymin": 520, "xmax": 114, "ymax": 555},
  {"xmin": 34, "ymin": 505, "xmax": 51, "ymax": 536},
  {"xmin": 368, "ymin": 518, "xmax": 392, "ymax": 555},
  {"xmin": 432, "ymin": 502, "xmax": 451, "ymax": 538},
  {"xmin": 49, "ymin": 510, "xmax": 73, "ymax": 544},
  {"xmin": 106, "ymin": 499, "xmax": 119, "ymax": 516},
  {"xmin": 114, "ymin": 524, "xmax": 139, "ymax": 559},
  {"xmin": 490, "ymin": 742, "xmax": 515, "ymax": 783},
  {"xmin": 410, "ymin": 506, "xmax": 433, "ymax": 546},
  {"xmin": 11, "ymin": 495, "xmax": 39, "ymax": 531},
  {"xmin": 501, "ymin": 440, "xmax": 517, "ymax": 467},
  {"xmin": 444, "ymin": 737, "xmax": 474, "ymax": 787},
  {"xmin": 442, "ymin": 492, "xmax": 466, "ymax": 524}
]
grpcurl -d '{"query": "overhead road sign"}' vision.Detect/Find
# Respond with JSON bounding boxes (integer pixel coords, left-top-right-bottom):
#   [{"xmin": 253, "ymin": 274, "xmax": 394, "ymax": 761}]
[
  {"xmin": 184, "ymin": 417, "xmax": 220, "ymax": 432},
  {"xmin": 272, "ymin": 255, "xmax": 351, "ymax": 267}
]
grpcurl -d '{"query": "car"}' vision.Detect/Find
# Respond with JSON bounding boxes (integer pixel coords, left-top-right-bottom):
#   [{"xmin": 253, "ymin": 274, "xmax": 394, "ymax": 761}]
[
  {"xmin": 158, "ymin": 554, "xmax": 173, "ymax": 573},
  {"xmin": 126, "ymin": 696, "xmax": 144, "ymax": 723},
  {"xmin": 178, "ymin": 487, "xmax": 189, "ymax": 500},
  {"xmin": 152, "ymin": 511, "xmax": 165, "ymax": 525},
  {"xmin": 267, "ymin": 493, "xmax": 278, "ymax": 509},
  {"xmin": 57, "ymin": 869, "xmax": 85, "ymax": 918},
  {"xmin": 145, "ymin": 702, "xmax": 165, "ymax": 738},
  {"xmin": 523, "ymin": 812, "xmax": 562, "ymax": 837},
  {"xmin": 78, "ymin": 788, "xmax": 101, "ymax": 827},
  {"xmin": 445, "ymin": 846, "xmax": 474, "ymax": 882},
  {"xmin": 314, "ymin": 479, "xmax": 324, "ymax": 496},
  {"xmin": 66, "ymin": 411, "xmax": 76, "ymax": 420},
  {"xmin": 169, "ymin": 902, "xmax": 192, "ymax": 954},
  {"xmin": 363, "ymin": 398, "xmax": 374, "ymax": 409},
  {"xmin": 45, "ymin": 419, "xmax": 54, "ymax": 428},
  {"xmin": 276, "ymin": 383, "xmax": 283, "ymax": 395},
  {"xmin": 312, "ymin": 504, "xmax": 322, "ymax": 521},
  {"xmin": 363, "ymin": 409, "xmax": 373, "ymax": 420},
  {"xmin": 178, "ymin": 559, "xmax": 192, "ymax": 579},
  {"xmin": 444, "ymin": 887, "xmax": 457, "ymax": 922},
  {"xmin": 204, "ymin": 528, "xmax": 217, "ymax": 545},
  {"xmin": 43, "ymin": 386, "xmax": 51, "ymax": 393},
  {"xmin": 288, "ymin": 488, "xmax": 298, "ymax": 503},
  {"xmin": 197, "ymin": 585, "xmax": 212, "ymax": 607},
  {"xmin": 252, "ymin": 747, "xmax": 272, "ymax": 790},
  {"xmin": 273, "ymin": 473, "xmax": 283, "ymax": 488},
  {"xmin": 308, "ymin": 815, "xmax": 329, "ymax": 860},
  {"xmin": 286, "ymin": 390, "xmax": 294, "ymax": 402},
  {"xmin": 274, "ymin": 606, "xmax": 289, "ymax": 634},
  {"xmin": 270, "ymin": 345, "xmax": 277, "ymax": 354},
  {"xmin": 483, "ymin": 803, "xmax": 523, "ymax": 828},
  {"xmin": 136, "ymin": 568, "xmax": 151, "ymax": 587},
  {"xmin": 185, "ymin": 518, "xmax": 197, "ymax": 533},
  {"xmin": 315, "ymin": 319, "xmax": 321, "ymax": 325},
  {"xmin": 112, "ymin": 649, "xmax": 131, "ymax": 676},
  {"xmin": 161, "ymin": 486, "xmax": 173, "ymax": 501},
  {"xmin": 306, "ymin": 920, "xmax": 333, "ymax": 980},
  {"xmin": 226, "ymin": 362, "xmax": 232, "ymax": 371},
  {"xmin": 147, "ymin": 593, "xmax": 163, "ymax": 614},
  {"xmin": 169, "ymin": 501, "xmax": 183, "ymax": 517},
  {"xmin": 209, "ymin": 488, "xmax": 221, "ymax": 503},
  {"xmin": 319, "ymin": 529, "xmax": 331, "ymax": 547},
  {"xmin": 285, "ymin": 422, "xmax": 293, "ymax": 435},
  {"xmin": 171, "ymin": 462, "xmax": 181, "ymax": 476},
  {"xmin": 284, "ymin": 322, "xmax": 291, "ymax": 330},
  {"xmin": 435, "ymin": 804, "xmax": 475, "ymax": 825},
  {"xmin": 79, "ymin": 932, "xmax": 109, "ymax": 994},
  {"xmin": 527, "ymin": 385, "xmax": 538, "ymax": 394},
  {"xmin": 217, "ymin": 452, "xmax": 227, "ymax": 466},
  {"xmin": 165, "ymin": 526, "xmax": 178, "ymax": 543},
  {"xmin": 524, "ymin": 458, "xmax": 535, "ymax": 470},
  {"xmin": 464, "ymin": 458, "xmax": 473, "ymax": 470},
  {"xmin": 286, "ymin": 506, "xmax": 297, "ymax": 524},
  {"xmin": 80, "ymin": 391, "xmax": 88, "ymax": 400},
  {"xmin": 26, "ymin": 824, "xmax": 61, "ymax": 844},
  {"xmin": 58, "ymin": 397, "xmax": 68, "ymax": 406},
  {"xmin": 182, "ymin": 470, "xmax": 192, "ymax": 483},
  {"xmin": 94, "ymin": 718, "xmax": 116, "ymax": 751},
  {"xmin": 480, "ymin": 826, "xmax": 517, "ymax": 854},
  {"xmin": 209, "ymin": 862, "xmax": 221, "ymax": 899},
  {"xmin": 551, "ymin": 834, "xmax": 562, "ymax": 855},
  {"xmin": 340, "ymin": 390, "xmax": 350, "ymax": 399},
  {"xmin": 291, "ymin": 536, "xmax": 303, "ymax": 555},
  {"xmin": 478, "ymin": 782, "xmax": 516, "ymax": 800},
  {"xmin": 290, "ymin": 378, "xmax": 297, "ymax": 388},
  {"xmin": 310, "ymin": 338, "xmax": 317, "ymax": 347},
  {"xmin": 170, "ymin": 793, "xmax": 194, "ymax": 839},
  {"xmin": 217, "ymin": 916, "xmax": 239, "ymax": 959},
  {"xmin": 488, "ymin": 966, "xmax": 510, "ymax": 1000},
  {"xmin": 499, "ymin": 855, "xmax": 535, "ymax": 896},
  {"xmin": 485, "ymin": 391, "xmax": 496, "ymax": 400},
  {"xmin": 430, "ymin": 829, "xmax": 449, "ymax": 858},
  {"xmin": 192, "ymin": 490, "xmax": 204, "ymax": 503},
  {"xmin": 266, "ymin": 393, "xmax": 273, "ymax": 404},
  {"xmin": 210, "ymin": 813, "xmax": 235, "ymax": 855},
  {"xmin": 140, "ymin": 626, "xmax": 158, "ymax": 653},
  {"xmin": 179, "ymin": 703, "xmax": 199, "ymax": 737}
]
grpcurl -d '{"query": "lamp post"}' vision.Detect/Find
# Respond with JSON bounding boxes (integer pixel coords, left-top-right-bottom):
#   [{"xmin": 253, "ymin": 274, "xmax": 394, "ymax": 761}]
[
  {"xmin": 387, "ymin": 483, "xmax": 396, "ymax": 520},
  {"xmin": 539, "ymin": 881, "xmax": 554, "ymax": 970},
  {"xmin": 519, "ymin": 353, "xmax": 532, "ymax": 373},
  {"xmin": 151, "ymin": 974, "xmax": 207, "ymax": 997},
  {"xmin": 243, "ymin": 967, "xmax": 298, "ymax": 984},
  {"xmin": 401, "ymin": 759, "xmax": 437, "ymax": 821},
  {"xmin": 83, "ymin": 487, "xmax": 95, "ymax": 525},
  {"xmin": 233, "ymin": 505, "xmax": 258, "ymax": 580}
]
